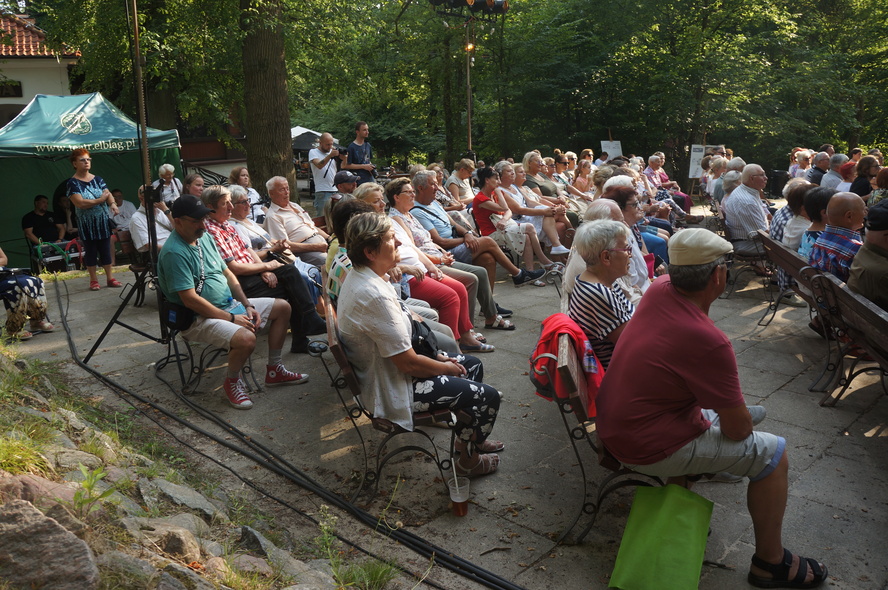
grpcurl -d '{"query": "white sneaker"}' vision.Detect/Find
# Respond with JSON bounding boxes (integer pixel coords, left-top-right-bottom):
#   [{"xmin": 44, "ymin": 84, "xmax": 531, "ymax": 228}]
[{"xmin": 550, "ymin": 245, "xmax": 571, "ymax": 256}]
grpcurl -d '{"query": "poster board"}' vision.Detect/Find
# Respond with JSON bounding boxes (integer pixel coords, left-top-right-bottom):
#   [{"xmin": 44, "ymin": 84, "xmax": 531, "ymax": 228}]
[
  {"xmin": 688, "ymin": 144, "xmax": 725, "ymax": 179},
  {"xmin": 600, "ymin": 141, "xmax": 623, "ymax": 160}
]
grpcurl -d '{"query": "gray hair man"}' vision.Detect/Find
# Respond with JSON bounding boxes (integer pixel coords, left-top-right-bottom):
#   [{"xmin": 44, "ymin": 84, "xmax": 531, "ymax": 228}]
[
  {"xmin": 820, "ymin": 153, "xmax": 850, "ymax": 190},
  {"xmin": 264, "ymin": 176, "xmax": 329, "ymax": 269},
  {"xmin": 805, "ymin": 152, "xmax": 830, "ymax": 185},
  {"xmin": 723, "ymin": 164, "xmax": 770, "ymax": 258}
]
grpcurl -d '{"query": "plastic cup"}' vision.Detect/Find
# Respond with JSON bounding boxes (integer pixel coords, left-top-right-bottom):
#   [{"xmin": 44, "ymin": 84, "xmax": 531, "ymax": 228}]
[{"xmin": 447, "ymin": 476, "xmax": 470, "ymax": 517}]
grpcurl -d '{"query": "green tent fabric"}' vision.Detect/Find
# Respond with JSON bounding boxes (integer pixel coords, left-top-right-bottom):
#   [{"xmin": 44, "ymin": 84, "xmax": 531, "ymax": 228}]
[
  {"xmin": 0, "ymin": 93, "xmax": 180, "ymax": 268},
  {"xmin": 0, "ymin": 93, "xmax": 179, "ymax": 156}
]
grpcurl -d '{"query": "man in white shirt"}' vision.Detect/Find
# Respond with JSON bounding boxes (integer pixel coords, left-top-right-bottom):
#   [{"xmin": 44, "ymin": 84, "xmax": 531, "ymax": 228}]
[
  {"xmin": 308, "ymin": 132, "xmax": 340, "ymax": 214},
  {"xmin": 264, "ymin": 176, "xmax": 329, "ymax": 268},
  {"xmin": 131, "ymin": 185, "xmax": 174, "ymax": 252},
  {"xmin": 723, "ymin": 164, "xmax": 769, "ymax": 256},
  {"xmin": 110, "ymin": 189, "xmax": 137, "ymax": 231}
]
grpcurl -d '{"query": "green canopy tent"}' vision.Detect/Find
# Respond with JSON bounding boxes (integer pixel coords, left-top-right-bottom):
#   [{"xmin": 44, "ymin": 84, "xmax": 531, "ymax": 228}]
[{"xmin": 0, "ymin": 92, "xmax": 181, "ymax": 267}]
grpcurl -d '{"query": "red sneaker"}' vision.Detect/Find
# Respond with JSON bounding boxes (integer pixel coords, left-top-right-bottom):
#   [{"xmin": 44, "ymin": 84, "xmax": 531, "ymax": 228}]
[
  {"xmin": 223, "ymin": 379, "xmax": 253, "ymax": 409},
  {"xmin": 265, "ymin": 363, "xmax": 309, "ymax": 386}
]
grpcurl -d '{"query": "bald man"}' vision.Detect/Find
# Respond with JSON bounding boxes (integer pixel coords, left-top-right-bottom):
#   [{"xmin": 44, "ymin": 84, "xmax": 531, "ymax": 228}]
[
  {"xmin": 808, "ymin": 192, "xmax": 866, "ymax": 282},
  {"xmin": 309, "ymin": 132, "xmax": 340, "ymax": 213}
]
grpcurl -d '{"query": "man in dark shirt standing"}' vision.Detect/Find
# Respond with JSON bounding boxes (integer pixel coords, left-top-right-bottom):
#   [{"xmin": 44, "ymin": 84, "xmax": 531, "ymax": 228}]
[
  {"xmin": 344, "ymin": 121, "xmax": 375, "ymax": 185},
  {"xmin": 22, "ymin": 194, "xmax": 65, "ymax": 245}
]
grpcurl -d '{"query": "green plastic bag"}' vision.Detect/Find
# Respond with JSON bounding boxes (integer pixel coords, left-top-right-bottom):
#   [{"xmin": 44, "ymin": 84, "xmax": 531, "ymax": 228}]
[{"xmin": 609, "ymin": 484, "xmax": 713, "ymax": 589}]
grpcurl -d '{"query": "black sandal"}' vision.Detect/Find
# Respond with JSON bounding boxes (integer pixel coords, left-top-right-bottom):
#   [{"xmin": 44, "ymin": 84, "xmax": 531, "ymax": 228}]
[{"xmin": 748, "ymin": 548, "xmax": 827, "ymax": 589}]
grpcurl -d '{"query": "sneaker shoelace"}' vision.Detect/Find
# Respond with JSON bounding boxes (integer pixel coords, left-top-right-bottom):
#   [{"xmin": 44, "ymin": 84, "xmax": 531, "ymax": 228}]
[
  {"xmin": 226, "ymin": 380, "xmax": 250, "ymax": 404},
  {"xmin": 268, "ymin": 363, "xmax": 300, "ymax": 380}
]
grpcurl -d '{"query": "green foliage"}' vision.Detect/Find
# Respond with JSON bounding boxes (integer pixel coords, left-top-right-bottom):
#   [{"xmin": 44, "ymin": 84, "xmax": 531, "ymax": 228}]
[
  {"xmin": 68, "ymin": 463, "xmax": 117, "ymax": 519},
  {"xmin": 24, "ymin": 0, "xmax": 888, "ymax": 174}
]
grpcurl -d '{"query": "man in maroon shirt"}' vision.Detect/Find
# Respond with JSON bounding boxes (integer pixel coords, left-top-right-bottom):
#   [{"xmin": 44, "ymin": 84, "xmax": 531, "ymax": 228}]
[{"xmin": 596, "ymin": 229, "xmax": 827, "ymax": 589}]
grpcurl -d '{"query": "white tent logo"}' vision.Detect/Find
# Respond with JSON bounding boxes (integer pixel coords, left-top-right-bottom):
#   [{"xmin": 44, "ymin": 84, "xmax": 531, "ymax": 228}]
[{"xmin": 60, "ymin": 112, "xmax": 92, "ymax": 135}]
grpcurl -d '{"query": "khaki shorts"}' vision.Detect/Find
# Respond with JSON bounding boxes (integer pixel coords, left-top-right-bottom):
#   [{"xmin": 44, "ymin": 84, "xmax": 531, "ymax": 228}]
[
  {"xmin": 181, "ymin": 297, "xmax": 275, "ymax": 351},
  {"xmin": 624, "ymin": 407, "xmax": 786, "ymax": 482}
]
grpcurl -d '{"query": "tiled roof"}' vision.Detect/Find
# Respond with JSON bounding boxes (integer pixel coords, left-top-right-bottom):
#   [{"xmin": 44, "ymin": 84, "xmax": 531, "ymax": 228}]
[{"xmin": 0, "ymin": 13, "xmax": 78, "ymax": 58}]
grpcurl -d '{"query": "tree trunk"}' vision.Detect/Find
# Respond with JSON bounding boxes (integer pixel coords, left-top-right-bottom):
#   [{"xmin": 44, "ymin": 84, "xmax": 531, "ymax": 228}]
[{"xmin": 239, "ymin": 0, "xmax": 295, "ymax": 195}]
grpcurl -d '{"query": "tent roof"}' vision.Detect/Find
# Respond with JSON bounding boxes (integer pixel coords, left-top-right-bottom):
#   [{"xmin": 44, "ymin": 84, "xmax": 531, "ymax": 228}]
[
  {"xmin": 0, "ymin": 92, "xmax": 180, "ymax": 157},
  {"xmin": 290, "ymin": 126, "xmax": 339, "ymax": 151}
]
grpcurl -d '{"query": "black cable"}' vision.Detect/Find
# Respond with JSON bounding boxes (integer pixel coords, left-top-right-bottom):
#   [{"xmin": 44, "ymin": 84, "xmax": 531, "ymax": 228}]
[{"xmin": 53, "ymin": 278, "xmax": 528, "ymax": 590}]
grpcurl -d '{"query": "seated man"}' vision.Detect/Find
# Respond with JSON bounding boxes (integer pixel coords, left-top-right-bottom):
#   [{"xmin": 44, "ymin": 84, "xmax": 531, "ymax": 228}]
[
  {"xmin": 157, "ymin": 195, "xmax": 309, "ymax": 410},
  {"xmin": 722, "ymin": 164, "xmax": 770, "ymax": 255},
  {"xmin": 411, "ymin": 169, "xmax": 541, "ymax": 301},
  {"xmin": 596, "ymin": 229, "xmax": 827, "ymax": 589},
  {"xmin": 847, "ymin": 199, "xmax": 888, "ymax": 310},
  {"xmin": 808, "ymin": 191, "xmax": 865, "ymax": 283},
  {"xmin": 130, "ymin": 185, "xmax": 174, "ymax": 252},
  {"xmin": 110, "ymin": 188, "xmax": 138, "ymax": 231},
  {"xmin": 22, "ymin": 194, "xmax": 66, "ymax": 246},
  {"xmin": 202, "ymin": 185, "xmax": 326, "ymax": 354},
  {"xmin": 264, "ymin": 176, "xmax": 329, "ymax": 268}
]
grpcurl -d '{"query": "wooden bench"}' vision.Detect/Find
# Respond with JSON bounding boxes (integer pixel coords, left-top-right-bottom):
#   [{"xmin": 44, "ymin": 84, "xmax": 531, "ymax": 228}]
[
  {"xmin": 809, "ymin": 272, "xmax": 888, "ymax": 407},
  {"xmin": 320, "ymin": 296, "xmax": 470, "ymax": 502},
  {"xmin": 719, "ymin": 228, "xmax": 773, "ymax": 299}
]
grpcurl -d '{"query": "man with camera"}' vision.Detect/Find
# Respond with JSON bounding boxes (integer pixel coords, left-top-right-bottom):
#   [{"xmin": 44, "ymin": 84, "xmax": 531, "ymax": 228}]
[{"xmin": 308, "ymin": 132, "xmax": 340, "ymax": 213}]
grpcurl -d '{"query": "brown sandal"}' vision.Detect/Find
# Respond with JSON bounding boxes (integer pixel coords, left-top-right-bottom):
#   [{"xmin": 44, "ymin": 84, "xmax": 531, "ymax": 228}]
[{"xmin": 455, "ymin": 453, "xmax": 500, "ymax": 477}]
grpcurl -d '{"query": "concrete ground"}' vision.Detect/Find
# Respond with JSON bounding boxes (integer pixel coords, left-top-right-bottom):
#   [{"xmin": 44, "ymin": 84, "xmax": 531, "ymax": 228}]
[{"xmin": 19, "ymin": 233, "xmax": 888, "ymax": 590}]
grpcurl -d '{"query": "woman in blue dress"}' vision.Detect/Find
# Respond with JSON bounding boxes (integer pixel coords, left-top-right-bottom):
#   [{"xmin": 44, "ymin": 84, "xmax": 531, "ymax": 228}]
[{"xmin": 66, "ymin": 149, "xmax": 121, "ymax": 291}]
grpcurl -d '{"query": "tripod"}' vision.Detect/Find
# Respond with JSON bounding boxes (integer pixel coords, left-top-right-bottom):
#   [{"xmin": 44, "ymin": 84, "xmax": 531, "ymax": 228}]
[{"xmin": 83, "ymin": 0, "xmax": 169, "ymax": 364}]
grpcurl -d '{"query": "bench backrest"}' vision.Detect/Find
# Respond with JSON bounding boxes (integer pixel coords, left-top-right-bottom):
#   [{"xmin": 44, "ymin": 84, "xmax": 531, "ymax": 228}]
[
  {"xmin": 324, "ymin": 297, "xmax": 363, "ymax": 400},
  {"xmin": 757, "ymin": 229, "xmax": 820, "ymax": 303},
  {"xmin": 812, "ymin": 272, "xmax": 888, "ymax": 368},
  {"xmin": 556, "ymin": 333, "xmax": 591, "ymax": 422}
]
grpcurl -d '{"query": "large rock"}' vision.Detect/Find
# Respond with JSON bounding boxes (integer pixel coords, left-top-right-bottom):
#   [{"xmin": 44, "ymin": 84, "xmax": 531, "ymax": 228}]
[
  {"xmin": 45, "ymin": 446, "xmax": 103, "ymax": 471},
  {"xmin": 230, "ymin": 554, "xmax": 274, "ymax": 576},
  {"xmin": 0, "ymin": 499, "xmax": 99, "ymax": 589},
  {"xmin": 151, "ymin": 478, "xmax": 230, "ymax": 523},
  {"xmin": 96, "ymin": 550, "xmax": 158, "ymax": 584},
  {"xmin": 45, "ymin": 504, "xmax": 88, "ymax": 538},
  {"xmin": 162, "ymin": 562, "xmax": 216, "ymax": 590},
  {"xmin": 0, "ymin": 472, "xmax": 78, "ymax": 510},
  {"xmin": 239, "ymin": 526, "xmax": 336, "ymax": 586},
  {"xmin": 158, "ymin": 528, "xmax": 201, "ymax": 563}
]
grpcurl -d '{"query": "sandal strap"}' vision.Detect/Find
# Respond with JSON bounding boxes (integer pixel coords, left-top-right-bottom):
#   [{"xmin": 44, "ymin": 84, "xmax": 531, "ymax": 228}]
[{"xmin": 750, "ymin": 548, "xmax": 793, "ymax": 577}]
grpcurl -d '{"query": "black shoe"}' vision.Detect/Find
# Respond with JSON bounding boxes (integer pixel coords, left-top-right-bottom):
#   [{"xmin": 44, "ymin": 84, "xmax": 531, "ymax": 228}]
[
  {"xmin": 513, "ymin": 268, "xmax": 546, "ymax": 287},
  {"xmin": 495, "ymin": 304, "xmax": 513, "ymax": 318},
  {"xmin": 303, "ymin": 312, "xmax": 327, "ymax": 336},
  {"xmin": 290, "ymin": 337, "xmax": 310, "ymax": 354}
]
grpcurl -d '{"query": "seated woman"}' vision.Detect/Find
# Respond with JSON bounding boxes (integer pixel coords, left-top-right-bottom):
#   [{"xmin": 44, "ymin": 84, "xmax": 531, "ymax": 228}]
[
  {"xmin": 0, "ymin": 247, "xmax": 54, "ymax": 341},
  {"xmin": 182, "ymin": 173, "xmax": 205, "ymax": 198},
  {"xmin": 850, "ymin": 156, "xmax": 879, "ymax": 201},
  {"xmin": 227, "ymin": 185, "xmax": 323, "ymax": 306},
  {"xmin": 444, "ymin": 159, "xmax": 476, "ymax": 207},
  {"xmin": 602, "ymin": 184, "xmax": 669, "ymax": 271},
  {"xmin": 386, "ymin": 178, "xmax": 508, "ymax": 334},
  {"xmin": 337, "ymin": 212, "xmax": 502, "ymax": 477},
  {"xmin": 473, "ymin": 167, "xmax": 563, "ymax": 277},
  {"xmin": 494, "ymin": 161, "xmax": 572, "ymax": 254},
  {"xmin": 328, "ymin": 199, "xmax": 460, "ymax": 356},
  {"xmin": 568, "ymin": 220, "xmax": 636, "ymax": 370},
  {"xmin": 385, "ymin": 189, "xmax": 491, "ymax": 354}
]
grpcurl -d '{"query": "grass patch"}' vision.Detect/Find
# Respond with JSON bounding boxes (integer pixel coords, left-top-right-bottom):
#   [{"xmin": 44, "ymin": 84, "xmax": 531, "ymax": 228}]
[
  {"xmin": 97, "ymin": 564, "xmax": 154, "ymax": 590},
  {"xmin": 334, "ymin": 558, "xmax": 400, "ymax": 590},
  {"xmin": 0, "ymin": 435, "xmax": 52, "ymax": 477}
]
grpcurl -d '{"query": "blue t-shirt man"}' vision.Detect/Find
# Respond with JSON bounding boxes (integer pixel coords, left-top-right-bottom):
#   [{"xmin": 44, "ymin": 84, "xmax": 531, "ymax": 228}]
[{"xmin": 345, "ymin": 122, "xmax": 375, "ymax": 185}]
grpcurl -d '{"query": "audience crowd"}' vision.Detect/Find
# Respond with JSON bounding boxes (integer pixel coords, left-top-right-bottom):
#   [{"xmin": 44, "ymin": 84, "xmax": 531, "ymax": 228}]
[{"xmin": 13, "ymin": 132, "xmax": 888, "ymax": 589}]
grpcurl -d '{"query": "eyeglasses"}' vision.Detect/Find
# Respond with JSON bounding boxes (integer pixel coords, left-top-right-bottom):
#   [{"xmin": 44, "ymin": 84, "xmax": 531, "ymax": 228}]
[
  {"xmin": 626, "ymin": 201, "xmax": 642, "ymax": 208},
  {"xmin": 78, "ymin": 158, "xmax": 91, "ymax": 162},
  {"xmin": 231, "ymin": 200, "xmax": 247, "ymax": 205},
  {"xmin": 606, "ymin": 246, "xmax": 633, "ymax": 254}
]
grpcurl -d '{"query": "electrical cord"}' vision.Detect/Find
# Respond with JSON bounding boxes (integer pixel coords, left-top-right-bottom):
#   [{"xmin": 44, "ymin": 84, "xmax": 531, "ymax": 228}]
[{"xmin": 53, "ymin": 278, "xmax": 529, "ymax": 590}]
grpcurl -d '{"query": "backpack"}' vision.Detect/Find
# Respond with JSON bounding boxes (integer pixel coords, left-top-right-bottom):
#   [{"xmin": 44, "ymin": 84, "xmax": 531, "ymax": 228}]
[{"xmin": 529, "ymin": 312, "xmax": 604, "ymax": 418}]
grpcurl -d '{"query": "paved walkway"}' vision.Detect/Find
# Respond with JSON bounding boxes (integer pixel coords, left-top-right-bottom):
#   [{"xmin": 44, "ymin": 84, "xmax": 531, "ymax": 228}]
[{"xmin": 21, "ymin": 251, "xmax": 888, "ymax": 589}]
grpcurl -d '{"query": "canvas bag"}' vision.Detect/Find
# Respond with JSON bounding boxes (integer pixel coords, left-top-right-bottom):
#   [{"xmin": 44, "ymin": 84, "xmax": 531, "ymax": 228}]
[{"xmin": 609, "ymin": 484, "xmax": 713, "ymax": 590}]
